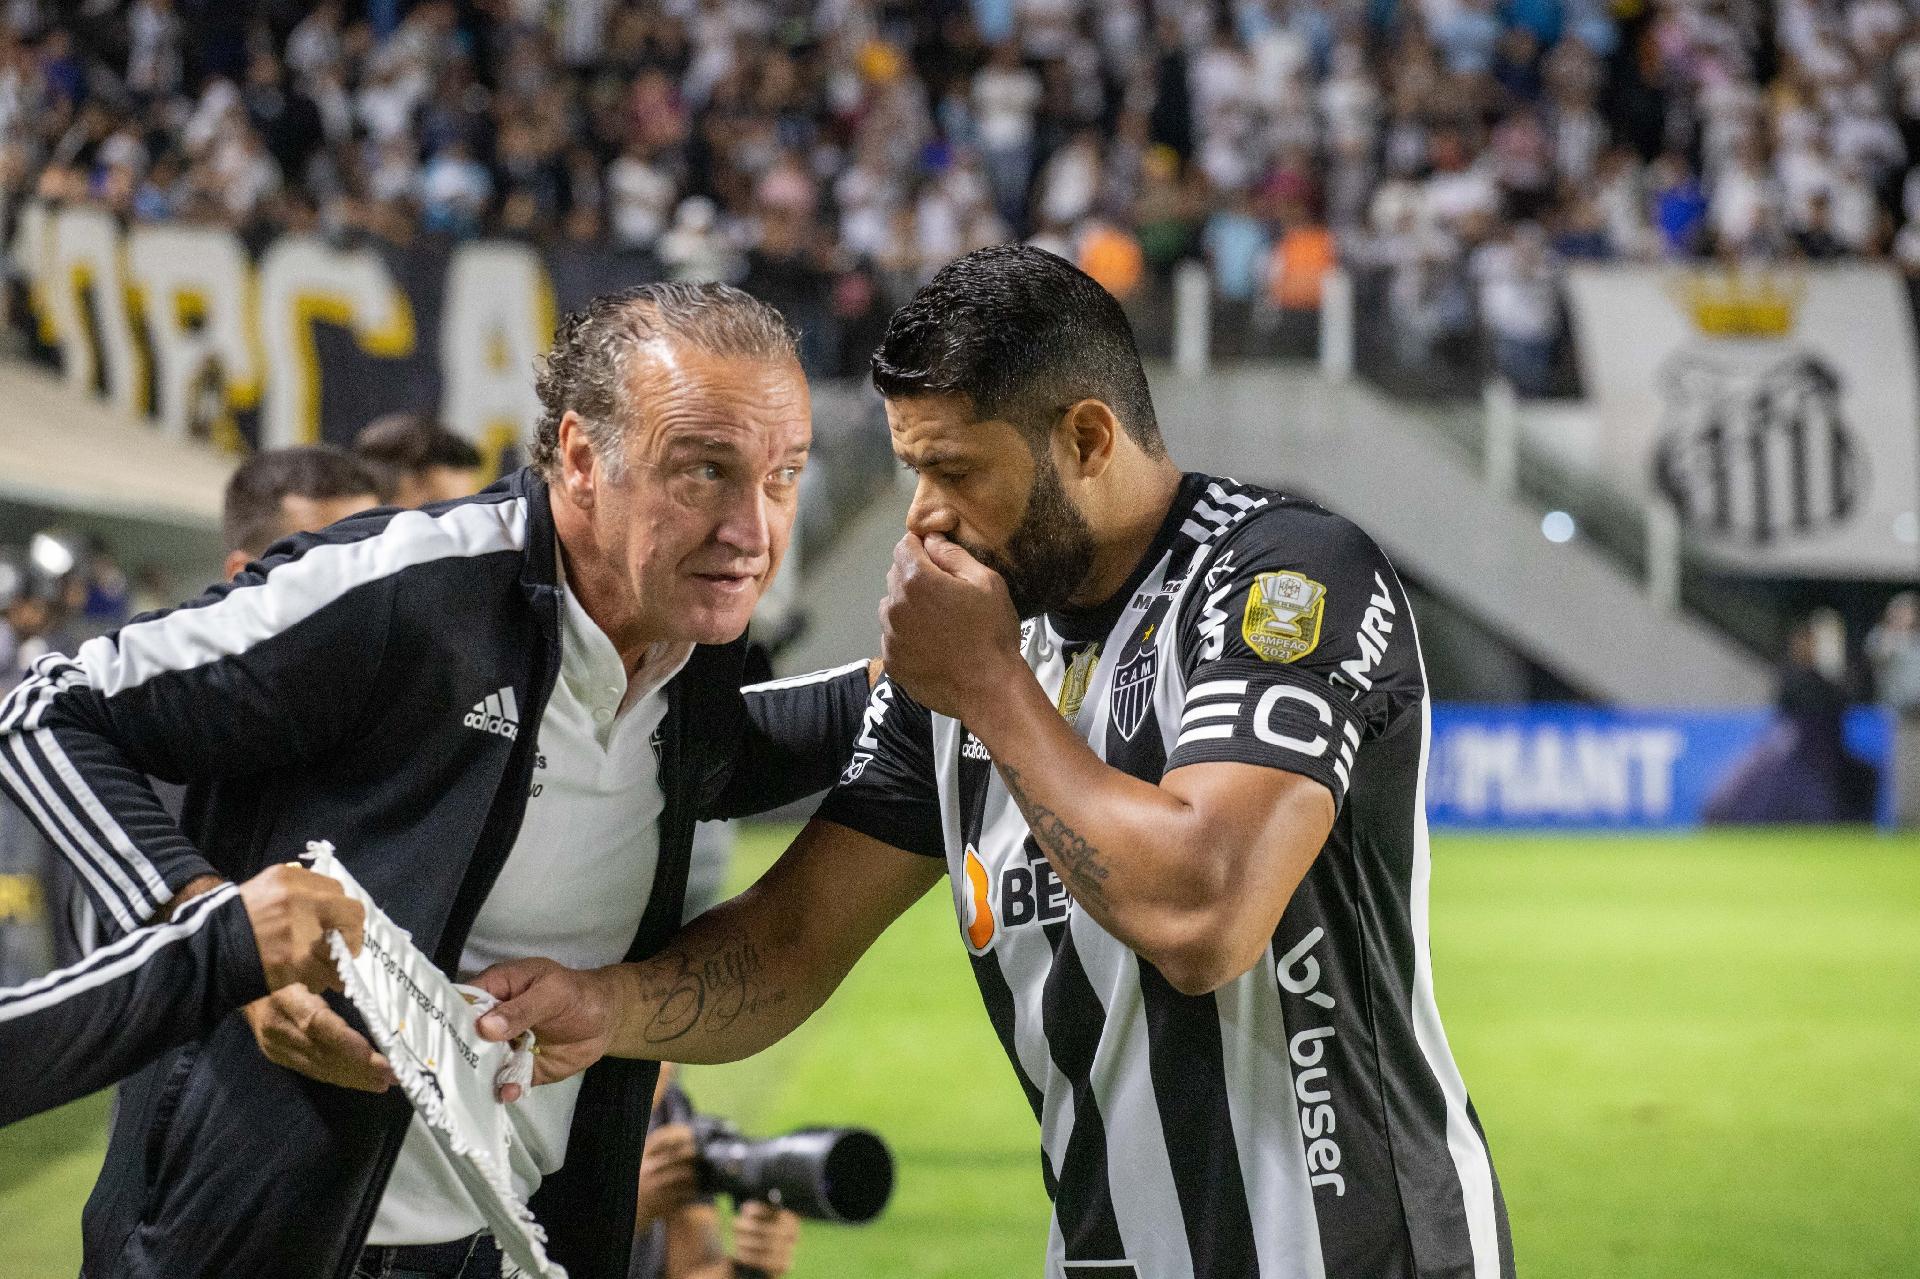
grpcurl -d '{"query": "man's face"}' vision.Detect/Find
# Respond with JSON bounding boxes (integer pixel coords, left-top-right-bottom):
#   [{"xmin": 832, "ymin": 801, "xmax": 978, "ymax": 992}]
[
  {"xmin": 279, "ymin": 493, "xmax": 377, "ymax": 542},
  {"xmin": 224, "ymin": 492, "xmax": 376, "ymax": 581},
  {"xmin": 575, "ymin": 345, "xmax": 811, "ymax": 646},
  {"xmin": 394, "ymin": 465, "xmax": 483, "ymax": 508},
  {"xmin": 888, "ymin": 394, "xmax": 1096, "ymax": 619}
]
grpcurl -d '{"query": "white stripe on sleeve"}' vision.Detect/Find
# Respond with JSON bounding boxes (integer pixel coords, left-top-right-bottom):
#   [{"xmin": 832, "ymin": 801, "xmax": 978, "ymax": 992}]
[
  {"xmin": 0, "ymin": 736, "xmax": 145, "ymax": 931},
  {"xmin": 78, "ymin": 499, "xmax": 528, "ymax": 699},
  {"xmin": 739, "ymin": 659, "xmax": 870, "ymax": 695},
  {"xmin": 0, "ymin": 884, "xmax": 240, "ymax": 1024}
]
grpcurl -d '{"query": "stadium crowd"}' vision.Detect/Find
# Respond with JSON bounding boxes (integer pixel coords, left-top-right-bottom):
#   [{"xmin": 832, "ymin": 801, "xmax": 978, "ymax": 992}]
[{"xmin": 6, "ymin": 0, "xmax": 1920, "ymax": 388}]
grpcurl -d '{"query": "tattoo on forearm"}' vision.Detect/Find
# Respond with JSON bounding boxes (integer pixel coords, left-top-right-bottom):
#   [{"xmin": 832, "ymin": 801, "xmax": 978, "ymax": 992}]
[
  {"xmin": 635, "ymin": 930, "xmax": 790, "ymax": 1045},
  {"xmin": 998, "ymin": 764, "xmax": 1112, "ymax": 912}
]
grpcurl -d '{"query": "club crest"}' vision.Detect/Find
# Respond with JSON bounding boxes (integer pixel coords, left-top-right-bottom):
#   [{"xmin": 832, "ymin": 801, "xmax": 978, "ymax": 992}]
[{"xmin": 1110, "ymin": 644, "xmax": 1158, "ymax": 741}]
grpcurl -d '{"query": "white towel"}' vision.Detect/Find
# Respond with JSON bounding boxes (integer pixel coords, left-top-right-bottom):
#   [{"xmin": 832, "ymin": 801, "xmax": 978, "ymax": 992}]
[{"xmin": 305, "ymin": 841, "xmax": 564, "ymax": 1279}]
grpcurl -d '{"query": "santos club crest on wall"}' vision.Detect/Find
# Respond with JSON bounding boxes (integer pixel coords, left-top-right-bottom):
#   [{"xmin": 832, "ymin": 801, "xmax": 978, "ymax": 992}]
[{"xmin": 1652, "ymin": 350, "xmax": 1864, "ymax": 548}]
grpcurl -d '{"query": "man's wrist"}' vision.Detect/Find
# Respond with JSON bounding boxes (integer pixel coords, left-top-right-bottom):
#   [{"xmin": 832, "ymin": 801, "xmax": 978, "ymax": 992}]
[
  {"xmin": 587, "ymin": 962, "xmax": 632, "ymax": 1053},
  {"xmin": 965, "ymin": 660, "xmax": 1053, "ymax": 754},
  {"xmin": 158, "ymin": 874, "xmax": 226, "ymax": 923}
]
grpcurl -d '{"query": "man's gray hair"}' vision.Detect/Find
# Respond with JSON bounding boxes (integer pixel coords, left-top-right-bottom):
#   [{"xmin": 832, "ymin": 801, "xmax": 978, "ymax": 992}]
[{"xmin": 530, "ymin": 282, "xmax": 800, "ymax": 479}]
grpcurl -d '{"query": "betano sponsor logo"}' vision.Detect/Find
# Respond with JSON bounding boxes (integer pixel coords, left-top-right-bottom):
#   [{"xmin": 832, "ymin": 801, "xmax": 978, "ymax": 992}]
[{"xmin": 960, "ymin": 843, "xmax": 1074, "ymax": 952}]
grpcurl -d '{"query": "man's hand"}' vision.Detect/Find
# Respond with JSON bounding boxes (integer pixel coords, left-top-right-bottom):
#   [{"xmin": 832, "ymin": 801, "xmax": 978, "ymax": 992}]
[
  {"xmin": 471, "ymin": 957, "xmax": 617, "ymax": 1101},
  {"xmin": 633, "ymin": 1122, "xmax": 702, "ymax": 1228},
  {"xmin": 731, "ymin": 1200, "xmax": 800, "ymax": 1276},
  {"xmin": 880, "ymin": 532, "xmax": 1024, "ymax": 718},
  {"xmin": 238, "ymin": 864, "xmax": 365, "ymax": 993},
  {"xmin": 241, "ymin": 984, "xmax": 395, "ymax": 1092}
]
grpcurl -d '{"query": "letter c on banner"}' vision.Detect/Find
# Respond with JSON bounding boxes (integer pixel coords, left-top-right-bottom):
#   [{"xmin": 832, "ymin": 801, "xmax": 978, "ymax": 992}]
[{"xmin": 256, "ymin": 236, "xmax": 415, "ymax": 447}]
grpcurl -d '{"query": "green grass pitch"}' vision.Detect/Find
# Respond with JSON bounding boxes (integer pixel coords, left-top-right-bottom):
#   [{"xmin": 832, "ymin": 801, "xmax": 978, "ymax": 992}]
[{"xmin": 2, "ymin": 827, "xmax": 1915, "ymax": 1276}]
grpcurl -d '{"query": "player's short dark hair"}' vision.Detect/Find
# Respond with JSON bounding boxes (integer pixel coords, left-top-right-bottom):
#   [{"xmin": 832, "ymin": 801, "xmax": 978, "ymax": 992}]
[
  {"xmin": 531, "ymin": 282, "xmax": 800, "ymax": 479},
  {"xmin": 353, "ymin": 413, "xmax": 483, "ymax": 491},
  {"xmin": 870, "ymin": 245, "xmax": 1163, "ymax": 456},
  {"xmin": 222, "ymin": 446, "xmax": 380, "ymax": 558}
]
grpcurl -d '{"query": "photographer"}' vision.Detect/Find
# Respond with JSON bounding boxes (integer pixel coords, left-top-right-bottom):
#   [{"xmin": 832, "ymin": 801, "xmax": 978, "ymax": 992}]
[{"xmin": 631, "ymin": 1065, "xmax": 801, "ymax": 1279}]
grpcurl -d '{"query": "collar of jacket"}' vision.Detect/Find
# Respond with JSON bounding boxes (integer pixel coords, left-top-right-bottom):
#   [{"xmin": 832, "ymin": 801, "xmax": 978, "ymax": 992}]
[{"xmin": 503, "ymin": 467, "xmax": 562, "ymax": 603}]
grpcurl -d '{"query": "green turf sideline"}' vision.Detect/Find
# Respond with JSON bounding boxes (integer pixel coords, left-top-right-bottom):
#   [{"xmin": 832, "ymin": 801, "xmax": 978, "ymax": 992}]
[{"xmin": 2, "ymin": 827, "xmax": 1914, "ymax": 1277}]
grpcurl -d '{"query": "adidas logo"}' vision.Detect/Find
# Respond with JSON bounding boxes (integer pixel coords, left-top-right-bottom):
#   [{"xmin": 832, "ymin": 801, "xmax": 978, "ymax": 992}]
[
  {"xmin": 961, "ymin": 732, "xmax": 991, "ymax": 762},
  {"xmin": 464, "ymin": 687, "xmax": 520, "ymax": 741}
]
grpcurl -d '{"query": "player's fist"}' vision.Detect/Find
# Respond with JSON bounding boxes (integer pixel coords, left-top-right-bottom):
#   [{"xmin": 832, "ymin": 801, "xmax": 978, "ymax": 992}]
[
  {"xmin": 239, "ymin": 863, "xmax": 365, "ymax": 994},
  {"xmin": 471, "ymin": 957, "xmax": 617, "ymax": 1099},
  {"xmin": 881, "ymin": 532, "xmax": 1021, "ymax": 717}
]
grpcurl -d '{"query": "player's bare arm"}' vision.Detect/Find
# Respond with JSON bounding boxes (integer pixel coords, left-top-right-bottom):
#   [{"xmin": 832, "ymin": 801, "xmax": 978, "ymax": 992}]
[
  {"xmin": 882, "ymin": 530, "xmax": 1335, "ymax": 996},
  {"xmin": 471, "ymin": 818, "xmax": 942, "ymax": 1091}
]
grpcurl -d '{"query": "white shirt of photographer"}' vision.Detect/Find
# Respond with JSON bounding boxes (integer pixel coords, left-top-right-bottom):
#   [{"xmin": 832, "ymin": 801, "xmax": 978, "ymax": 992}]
[{"xmin": 368, "ymin": 572, "xmax": 692, "ymax": 1246}]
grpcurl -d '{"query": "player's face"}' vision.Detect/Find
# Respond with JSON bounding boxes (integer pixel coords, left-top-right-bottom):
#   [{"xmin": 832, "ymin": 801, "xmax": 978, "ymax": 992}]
[
  {"xmin": 587, "ymin": 345, "xmax": 810, "ymax": 646},
  {"xmin": 889, "ymin": 394, "xmax": 1096, "ymax": 618}
]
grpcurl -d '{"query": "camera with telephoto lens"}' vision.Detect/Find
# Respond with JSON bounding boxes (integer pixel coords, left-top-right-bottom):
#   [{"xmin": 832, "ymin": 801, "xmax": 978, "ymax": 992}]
[{"xmin": 690, "ymin": 1113, "xmax": 895, "ymax": 1224}]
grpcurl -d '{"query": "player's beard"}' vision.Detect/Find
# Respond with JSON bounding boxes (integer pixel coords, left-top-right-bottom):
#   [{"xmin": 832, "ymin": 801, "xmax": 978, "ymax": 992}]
[{"xmin": 960, "ymin": 456, "xmax": 1097, "ymax": 619}]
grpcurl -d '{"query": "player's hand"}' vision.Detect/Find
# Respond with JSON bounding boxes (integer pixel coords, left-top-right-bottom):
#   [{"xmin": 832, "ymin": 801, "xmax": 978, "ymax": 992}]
[
  {"xmin": 238, "ymin": 864, "xmax": 365, "ymax": 993},
  {"xmin": 731, "ymin": 1200, "xmax": 800, "ymax": 1275},
  {"xmin": 881, "ymin": 532, "xmax": 1023, "ymax": 718},
  {"xmin": 241, "ymin": 984, "xmax": 395, "ymax": 1092},
  {"xmin": 633, "ymin": 1121, "xmax": 702, "ymax": 1227},
  {"xmin": 471, "ymin": 957, "xmax": 616, "ymax": 1100}
]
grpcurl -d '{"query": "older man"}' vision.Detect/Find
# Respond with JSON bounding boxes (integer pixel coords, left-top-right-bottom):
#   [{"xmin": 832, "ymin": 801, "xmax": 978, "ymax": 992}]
[{"xmin": 0, "ymin": 283, "xmax": 870, "ymax": 1279}]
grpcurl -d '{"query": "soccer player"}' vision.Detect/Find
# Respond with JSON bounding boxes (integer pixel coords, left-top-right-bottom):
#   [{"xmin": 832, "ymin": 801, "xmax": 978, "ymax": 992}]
[{"xmin": 477, "ymin": 247, "xmax": 1513, "ymax": 1279}]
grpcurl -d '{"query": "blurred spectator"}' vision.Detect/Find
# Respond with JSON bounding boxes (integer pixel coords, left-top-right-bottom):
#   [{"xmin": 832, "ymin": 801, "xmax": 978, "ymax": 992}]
[
  {"xmin": 0, "ymin": 533, "xmax": 81, "ymax": 687},
  {"xmin": 1870, "ymin": 593, "xmax": 1920, "ymax": 828},
  {"xmin": 632, "ymin": 1064, "xmax": 801, "ymax": 1279},
  {"xmin": 1706, "ymin": 615, "xmax": 1879, "ymax": 824},
  {"xmin": 1268, "ymin": 202, "xmax": 1336, "ymax": 312},
  {"xmin": 1075, "ymin": 219, "xmax": 1144, "ymax": 300},
  {"xmin": 418, "ymin": 138, "xmax": 491, "ymax": 238},
  {"xmin": 220, "ymin": 445, "xmax": 381, "ymax": 579},
  {"xmin": 353, "ymin": 413, "xmax": 485, "ymax": 508},
  {"xmin": 1473, "ymin": 222, "xmax": 1561, "ymax": 396},
  {"xmin": 1203, "ymin": 189, "xmax": 1270, "ymax": 304},
  {"xmin": 1869, "ymin": 593, "xmax": 1920, "ymax": 712},
  {"xmin": 78, "ymin": 533, "xmax": 130, "ymax": 631},
  {"xmin": 659, "ymin": 196, "xmax": 741, "ymax": 283}
]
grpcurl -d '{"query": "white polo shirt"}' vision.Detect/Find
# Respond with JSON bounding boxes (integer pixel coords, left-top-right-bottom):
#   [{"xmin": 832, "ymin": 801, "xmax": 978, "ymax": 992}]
[{"xmin": 368, "ymin": 573, "xmax": 691, "ymax": 1246}]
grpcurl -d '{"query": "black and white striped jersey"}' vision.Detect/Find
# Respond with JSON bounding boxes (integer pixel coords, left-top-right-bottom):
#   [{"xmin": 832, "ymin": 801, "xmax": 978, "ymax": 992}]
[{"xmin": 819, "ymin": 472, "xmax": 1513, "ymax": 1279}]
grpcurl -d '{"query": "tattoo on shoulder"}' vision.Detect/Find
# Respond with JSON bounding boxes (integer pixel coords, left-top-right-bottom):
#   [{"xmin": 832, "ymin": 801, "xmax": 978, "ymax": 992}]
[
  {"xmin": 997, "ymin": 763, "xmax": 1112, "ymax": 912},
  {"xmin": 637, "ymin": 929, "xmax": 790, "ymax": 1045}
]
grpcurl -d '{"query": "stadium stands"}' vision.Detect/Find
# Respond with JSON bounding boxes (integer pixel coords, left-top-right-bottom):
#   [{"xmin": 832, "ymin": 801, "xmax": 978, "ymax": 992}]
[{"xmin": 7, "ymin": 0, "xmax": 1920, "ymax": 390}]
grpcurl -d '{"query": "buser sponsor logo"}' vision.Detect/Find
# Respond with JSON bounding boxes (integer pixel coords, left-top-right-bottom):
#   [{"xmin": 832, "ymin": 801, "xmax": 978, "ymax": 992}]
[{"xmin": 1277, "ymin": 926, "xmax": 1346, "ymax": 1197}]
